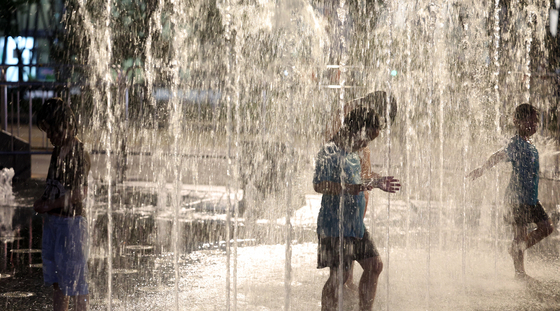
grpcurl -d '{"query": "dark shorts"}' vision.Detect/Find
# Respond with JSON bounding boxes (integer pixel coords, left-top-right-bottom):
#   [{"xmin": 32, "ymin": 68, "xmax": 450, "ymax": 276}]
[
  {"xmin": 317, "ymin": 229, "xmax": 379, "ymax": 270},
  {"xmin": 508, "ymin": 201, "xmax": 550, "ymax": 225},
  {"xmin": 42, "ymin": 214, "xmax": 89, "ymax": 296}
]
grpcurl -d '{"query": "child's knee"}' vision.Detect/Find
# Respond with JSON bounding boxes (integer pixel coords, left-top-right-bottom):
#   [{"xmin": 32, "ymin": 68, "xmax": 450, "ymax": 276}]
[
  {"xmin": 373, "ymin": 257, "xmax": 383, "ymax": 275},
  {"xmin": 539, "ymin": 219, "xmax": 554, "ymax": 236},
  {"xmin": 362, "ymin": 256, "xmax": 383, "ymax": 276},
  {"xmin": 545, "ymin": 220, "xmax": 555, "ymax": 236}
]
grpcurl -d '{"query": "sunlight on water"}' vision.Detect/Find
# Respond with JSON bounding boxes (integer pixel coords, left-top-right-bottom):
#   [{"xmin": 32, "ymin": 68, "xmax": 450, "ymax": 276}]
[
  {"xmin": 0, "ymin": 168, "xmax": 15, "ymax": 204},
  {"xmin": 4, "ymin": 0, "xmax": 560, "ymax": 310}
]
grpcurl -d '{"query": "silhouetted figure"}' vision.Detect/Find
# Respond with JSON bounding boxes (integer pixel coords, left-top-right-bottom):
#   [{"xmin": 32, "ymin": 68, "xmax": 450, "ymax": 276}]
[
  {"xmin": 323, "ymin": 91, "xmax": 396, "ymax": 293},
  {"xmin": 468, "ymin": 104, "xmax": 554, "ymax": 278},
  {"xmin": 33, "ymin": 98, "xmax": 91, "ymax": 311},
  {"xmin": 314, "ymin": 107, "xmax": 400, "ymax": 311}
]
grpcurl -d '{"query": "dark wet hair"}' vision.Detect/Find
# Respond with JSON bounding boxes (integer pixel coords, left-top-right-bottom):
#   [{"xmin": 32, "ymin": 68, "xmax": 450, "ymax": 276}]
[
  {"xmin": 36, "ymin": 98, "xmax": 77, "ymax": 133},
  {"xmin": 357, "ymin": 91, "xmax": 397, "ymax": 126},
  {"xmin": 343, "ymin": 107, "xmax": 380, "ymax": 136},
  {"xmin": 514, "ymin": 104, "xmax": 539, "ymax": 122}
]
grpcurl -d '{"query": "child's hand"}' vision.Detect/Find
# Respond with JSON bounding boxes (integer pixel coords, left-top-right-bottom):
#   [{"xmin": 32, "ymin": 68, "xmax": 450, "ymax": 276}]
[
  {"xmin": 376, "ymin": 176, "xmax": 400, "ymax": 193},
  {"xmin": 467, "ymin": 167, "xmax": 484, "ymax": 180}
]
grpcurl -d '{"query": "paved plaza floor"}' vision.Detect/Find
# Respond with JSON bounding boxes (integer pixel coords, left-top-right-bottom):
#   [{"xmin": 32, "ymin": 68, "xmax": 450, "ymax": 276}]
[
  {"xmin": 81, "ymin": 244, "xmax": 560, "ymax": 311},
  {"xmin": 1, "ymin": 203, "xmax": 560, "ymax": 310},
  {"xmin": 3, "ymin": 126, "xmax": 560, "ymax": 310}
]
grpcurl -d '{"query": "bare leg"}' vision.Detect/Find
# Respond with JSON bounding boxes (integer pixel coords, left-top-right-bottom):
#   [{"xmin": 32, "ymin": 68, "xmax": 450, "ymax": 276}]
[
  {"xmin": 510, "ymin": 219, "xmax": 554, "ymax": 276},
  {"xmin": 510, "ymin": 224, "xmax": 527, "ymax": 276},
  {"xmin": 322, "ymin": 267, "xmax": 350, "ymax": 311},
  {"xmin": 74, "ymin": 295, "xmax": 89, "ymax": 311},
  {"xmin": 53, "ymin": 283, "xmax": 69, "ymax": 311},
  {"xmin": 344, "ymin": 262, "xmax": 358, "ymax": 293},
  {"xmin": 357, "ymin": 256, "xmax": 383, "ymax": 311}
]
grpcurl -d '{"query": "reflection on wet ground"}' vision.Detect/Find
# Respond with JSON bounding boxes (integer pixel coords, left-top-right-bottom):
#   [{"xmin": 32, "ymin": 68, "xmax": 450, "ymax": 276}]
[
  {"xmin": 2, "ymin": 230, "xmax": 560, "ymax": 310},
  {"xmin": 2, "ymin": 181, "xmax": 560, "ymax": 310},
  {"xmin": 88, "ymin": 246, "xmax": 560, "ymax": 311}
]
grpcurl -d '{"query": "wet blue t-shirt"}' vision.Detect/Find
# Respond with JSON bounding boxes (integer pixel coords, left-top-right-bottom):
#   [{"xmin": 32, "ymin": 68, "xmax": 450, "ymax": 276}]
[
  {"xmin": 504, "ymin": 135, "xmax": 539, "ymax": 205},
  {"xmin": 313, "ymin": 141, "xmax": 366, "ymax": 238}
]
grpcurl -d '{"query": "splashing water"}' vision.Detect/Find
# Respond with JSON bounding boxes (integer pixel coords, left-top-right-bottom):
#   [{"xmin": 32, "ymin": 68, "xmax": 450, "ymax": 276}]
[
  {"xmin": 0, "ymin": 168, "xmax": 15, "ymax": 204},
  {"xmin": 6, "ymin": 0, "xmax": 559, "ymax": 310}
]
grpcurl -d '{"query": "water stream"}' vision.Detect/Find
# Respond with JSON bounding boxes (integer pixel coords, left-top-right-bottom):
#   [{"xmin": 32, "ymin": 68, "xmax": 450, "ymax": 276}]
[{"xmin": 3, "ymin": 0, "xmax": 560, "ymax": 310}]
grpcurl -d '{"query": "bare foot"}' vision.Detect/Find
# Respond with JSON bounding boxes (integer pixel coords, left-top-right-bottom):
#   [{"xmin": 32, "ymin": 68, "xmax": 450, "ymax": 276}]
[
  {"xmin": 508, "ymin": 243, "xmax": 526, "ymax": 276},
  {"xmin": 514, "ymin": 271, "xmax": 528, "ymax": 279}
]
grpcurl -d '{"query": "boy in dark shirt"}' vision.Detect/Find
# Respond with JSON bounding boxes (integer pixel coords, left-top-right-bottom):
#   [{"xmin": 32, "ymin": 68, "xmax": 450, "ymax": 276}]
[
  {"xmin": 314, "ymin": 107, "xmax": 400, "ymax": 311},
  {"xmin": 33, "ymin": 98, "xmax": 90, "ymax": 311},
  {"xmin": 468, "ymin": 104, "xmax": 554, "ymax": 277}
]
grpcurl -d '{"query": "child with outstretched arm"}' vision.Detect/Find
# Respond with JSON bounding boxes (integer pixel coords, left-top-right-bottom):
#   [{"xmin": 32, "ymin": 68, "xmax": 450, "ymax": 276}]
[{"xmin": 467, "ymin": 103, "xmax": 554, "ymax": 277}]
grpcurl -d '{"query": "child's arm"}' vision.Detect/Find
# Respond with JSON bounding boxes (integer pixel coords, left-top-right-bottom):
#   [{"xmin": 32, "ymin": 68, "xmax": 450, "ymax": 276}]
[
  {"xmin": 365, "ymin": 176, "xmax": 401, "ymax": 193},
  {"xmin": 314, "ymin": 181, "xmax": 374, "ymax": 196},
  {"xmin": 34, "ymin": 196, "xmax": 66, "ymax": 213},
  {"xmin": 467, "ymin": 150, "xmax": 507, "ymax": 180},
  {"xmin": 33, "ymin": 186, "xmax": 87, "ymax": 213}
]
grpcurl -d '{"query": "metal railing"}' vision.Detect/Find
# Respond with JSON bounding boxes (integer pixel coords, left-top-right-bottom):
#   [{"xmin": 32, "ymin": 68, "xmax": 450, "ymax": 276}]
[
  {"xmin": 1, "ymin": 64, "xmax": 76, "ymax": 154},
  {"xmin": 1, "ymin": 88, "xmax": 72, "ymax": 152}
]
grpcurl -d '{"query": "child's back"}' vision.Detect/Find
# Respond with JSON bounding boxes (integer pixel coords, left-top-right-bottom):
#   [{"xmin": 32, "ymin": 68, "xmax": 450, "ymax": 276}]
[{"xmin": 504, "ymin": 134, "xmax": 539, "ymax": 206}]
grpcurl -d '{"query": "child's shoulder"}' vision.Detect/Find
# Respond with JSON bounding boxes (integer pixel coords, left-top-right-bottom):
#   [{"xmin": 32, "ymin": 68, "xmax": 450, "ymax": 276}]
[
  {"xmin": 317, "ymin": 141, "xmax": 342, "ymax": 161},
  {"xmin": 506, "ymin": 135, "xmax": 524, "ymax": 147},
  {"xmin": 509, "ymin": 135, "xmax": 521, "ymax": 142},
  {"xmin": 505, "ymin": 135, "xmax": 537, "ymax": 155},
  {"xmin": 323, "ymin": 141, "xmax": 343, "ymax": 155}
]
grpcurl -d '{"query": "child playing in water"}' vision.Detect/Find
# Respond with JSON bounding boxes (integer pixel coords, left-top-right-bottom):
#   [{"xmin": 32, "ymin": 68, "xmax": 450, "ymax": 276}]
[
  {"xmin": 314, "ymin": 106, "xmax": 400, "ymax": 311},
  {"xmin": 33, "ymin": 98, "xmax": 90, "ymax": 311},
  {"xmin": 323, "ymin": 91, "xmax": 396, "ymax": 293},
  {"xmin": 467, "ymin": 103, "xmax": 554, "ymax": 277}
]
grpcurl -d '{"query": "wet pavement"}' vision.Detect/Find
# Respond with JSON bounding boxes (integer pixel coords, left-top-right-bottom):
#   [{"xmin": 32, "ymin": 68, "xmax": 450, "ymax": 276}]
[
  {"xmin": 2, "ymin": 243, "xmax": 560, "ymax": 311},
  {"xmin": 2, "ymin": 185, "xmax": 560, "ymax": 310},
  {"xmin": 81, "ymin": 244, "xmax": 560, "ymax": 311},
  {"xmin": 2, "ymin": 173, "xmax": 560, "ymax": 310}
]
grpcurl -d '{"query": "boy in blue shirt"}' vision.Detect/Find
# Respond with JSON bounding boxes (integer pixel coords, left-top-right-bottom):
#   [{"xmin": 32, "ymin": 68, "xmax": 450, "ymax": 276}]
[
  {"xmin": 314, "ymin": 107, "xmax": 400, "ymax": 311},
  {"xmin": 468, "ymin": 104, "xmax": 554, "ymax": 277}
]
